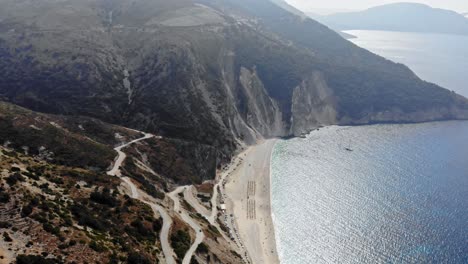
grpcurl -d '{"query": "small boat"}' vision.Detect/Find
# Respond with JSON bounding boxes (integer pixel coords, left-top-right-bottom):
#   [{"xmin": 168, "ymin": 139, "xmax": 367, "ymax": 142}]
[{"xmin": 345, "ymin": 141, "xmax": 353, "ymax": 152}]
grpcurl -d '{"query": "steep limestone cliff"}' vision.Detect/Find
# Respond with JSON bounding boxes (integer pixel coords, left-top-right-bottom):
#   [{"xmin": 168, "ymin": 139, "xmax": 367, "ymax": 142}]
[
  {"xmin": 291, "ymin": 72, "xmax": 337, "ymax": 136},
  {"xmin": 239, "ymin": 67, "xmax": 286, "ymax": 138}
]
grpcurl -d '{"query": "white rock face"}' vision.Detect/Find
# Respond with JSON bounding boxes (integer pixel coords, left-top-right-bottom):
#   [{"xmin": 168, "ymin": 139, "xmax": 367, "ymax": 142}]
[
  {"xmin": 291, "ymin": 72, "xmax": 337, "ymax": 136},
  {"xmin": 239, "ymin": 67, "xmax": 287, "ymax": 138}
]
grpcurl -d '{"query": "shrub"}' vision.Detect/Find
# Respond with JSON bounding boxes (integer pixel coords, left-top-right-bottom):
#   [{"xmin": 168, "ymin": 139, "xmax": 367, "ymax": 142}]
[
  {"xmin": 50, "ymin": 177, "xmax": 64, "ymax": 185},
  {"xmin": 6, "ymin": 173, "xmax": 25, "ymax": 186},
  {"xmin": 171, "ymin": 230, "xmax": 191, "ymax": 260},
  {"xmin": 0, "ymin": 191, "xmax": 10, "ymax": 203},
  {"xmin": 39, "ymin": 183, "xmax": 50, "ymax": 191},
  {"xmin": 0, "ymin": 221, "xmax": 11, "ymax": 228},
  {"xmin": 196, "ymin": 242, "xmax": 209, "ymax": 254},
  {"xmin": 23, "ymin": 171, "xmax": 40, "ymax": 181},
  {"xmin": 70, "ymin": 204, "xmax": 107, "ymax": 231},
  {"xmin": 42, "ymin": 223, "xmax": 60, "ymax": 237},
  {"xmin": 153, "ymin": 218, "xmax": 163, "ymax": 232},
  {"xmin": 16, "ymin": 254, "xmax": 62, "ymax": 264},
  {"xmin": 21, "ymin": 204, "xmax": 34, "ymax": 217},
  {"xmin": 90, "ymin": 188, "xmax": 117, "ymax": 207},
  {"xmin": 125, "ymin": 219, "xmax": 157, "ymax": 243},
  {"xmin": 3, "ymin": 232, "xmax": 12, "ymax": 242},
  {"xmin": 127, "ymin": 252, "xmax": 151, "ymax": 264},
  {"xmin": 89, "ymin": 240, "xmax": 106, "ymax": 252}
]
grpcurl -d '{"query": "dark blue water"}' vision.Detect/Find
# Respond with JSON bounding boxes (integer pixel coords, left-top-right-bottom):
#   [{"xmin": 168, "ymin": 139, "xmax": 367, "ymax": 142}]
[
  {"xmin": 271, "ymin": 122, "xmax": 468, "ymax": 263},
  {"xmin": 346, "ymin": 30, "xmax": 468, "ymax": 97}
]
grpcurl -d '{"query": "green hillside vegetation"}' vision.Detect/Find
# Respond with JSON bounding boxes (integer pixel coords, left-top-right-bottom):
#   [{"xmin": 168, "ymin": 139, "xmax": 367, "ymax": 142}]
[
  {"xmin": 0, "ymin": 102, "xmax": 134, "ymax": 170},
  {"xmin": 0, "ymin": 146, "xmax": 162, "ymax": 263}
]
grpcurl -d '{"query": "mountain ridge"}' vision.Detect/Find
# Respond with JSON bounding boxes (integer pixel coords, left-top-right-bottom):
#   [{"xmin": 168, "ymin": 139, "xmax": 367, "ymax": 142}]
[{"xmin": 317, "ymin": 2, "xmax": 468, "ymax": 35}]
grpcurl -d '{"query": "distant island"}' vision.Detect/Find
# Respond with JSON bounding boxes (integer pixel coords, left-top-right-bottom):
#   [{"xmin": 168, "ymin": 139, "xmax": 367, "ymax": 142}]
[{"xmin": 316, "ymin": 3, "xmax": 468, "ymax": 36}]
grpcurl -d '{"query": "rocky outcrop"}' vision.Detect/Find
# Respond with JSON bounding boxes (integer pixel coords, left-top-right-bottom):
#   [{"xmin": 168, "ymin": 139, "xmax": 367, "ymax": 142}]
[
  {"xmin": 291, "ymin": 72, "xmax": 337, "ymax": 136},
  {"xmin": 239, "ymin": 67, "xmax": 286, "ymax": 138}
]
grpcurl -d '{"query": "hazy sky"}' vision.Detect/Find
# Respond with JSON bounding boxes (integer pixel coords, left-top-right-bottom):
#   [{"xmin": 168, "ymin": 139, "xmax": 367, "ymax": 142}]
[{"xmin": 286, "ymin": 0, "xmax": 468, "ymax": 13}]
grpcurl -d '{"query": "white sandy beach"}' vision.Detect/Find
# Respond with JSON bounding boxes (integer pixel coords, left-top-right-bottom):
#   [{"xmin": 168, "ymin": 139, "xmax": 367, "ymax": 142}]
[{"xmin": 224, "ymin": 140, "xmax": 280, "ymax": 264}]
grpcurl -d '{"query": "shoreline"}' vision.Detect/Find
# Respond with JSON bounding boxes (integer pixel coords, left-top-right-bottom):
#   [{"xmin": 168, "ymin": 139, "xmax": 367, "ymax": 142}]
[
  {"xmin": 224, "ymin": 139, "xmax": 280, "ymax": 264},
  {"xmin": 268, "ymin": 140, "xmax": 281, "ymax": 264}
]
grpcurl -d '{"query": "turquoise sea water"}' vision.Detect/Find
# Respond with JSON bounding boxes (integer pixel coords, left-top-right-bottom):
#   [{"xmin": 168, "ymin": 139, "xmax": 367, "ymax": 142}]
[
  {"xmin": 346, "ymin": 30, "xmax": 468, "ymax": 97},
  {"xmin": 271, "ymin": 122, "xmax": 468, "ymax": 263}
]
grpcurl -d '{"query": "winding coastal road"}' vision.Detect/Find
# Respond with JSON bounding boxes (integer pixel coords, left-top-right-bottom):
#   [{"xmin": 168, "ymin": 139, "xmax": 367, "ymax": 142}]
[
  {"xmin": 107, "ymin": 132, "xmax": 176, "ymax": 264},
  {"xmin": 182, "ymin": 149, "xmax": 253, "ymax": 264},
  {"xmin": 169, "ymin": 187, "xmax": 205, "ymax": 264},
  {"xmin": 183, "ymin": 186, "xmax": 210, "ymax": 219},
  {"xmin": 122, "ymin": 177, "xmax": 175, "ymax": 264},
  {"xmin": 183, "ymin": 186, "xmax": 235, "ymax": 247},
  {"xmin": 106, "ymin": 132, "xmax": 154, "ymax": 177},
  {"xmin": 106, "ymin": 131, "xmax": 255, "ymax": 264}
]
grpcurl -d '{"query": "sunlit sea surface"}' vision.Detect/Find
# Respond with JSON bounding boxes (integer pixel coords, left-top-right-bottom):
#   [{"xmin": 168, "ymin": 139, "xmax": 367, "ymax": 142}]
[
  {"xmin": 271, "ymin": 122, "xmax": 468, "ymax": 263},
  {"xmin": 345, "ymin": 30, "xmax": 468, "ymax": 97}
]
